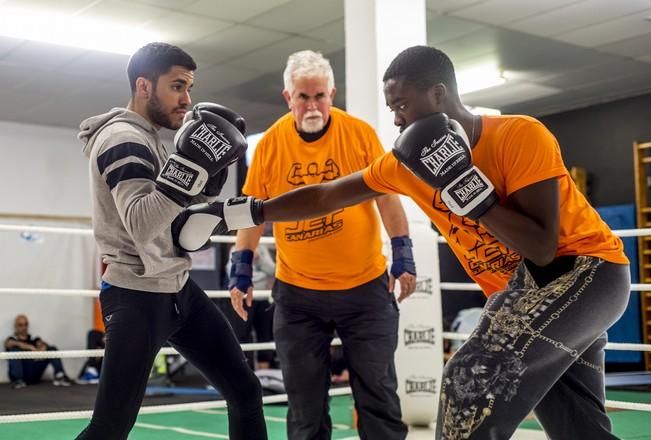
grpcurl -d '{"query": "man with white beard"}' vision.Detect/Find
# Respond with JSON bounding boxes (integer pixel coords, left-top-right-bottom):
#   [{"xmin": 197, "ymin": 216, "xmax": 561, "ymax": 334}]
[{"xmin": 229, "ymin": 50, "xmax": 416, "ymax": 440}]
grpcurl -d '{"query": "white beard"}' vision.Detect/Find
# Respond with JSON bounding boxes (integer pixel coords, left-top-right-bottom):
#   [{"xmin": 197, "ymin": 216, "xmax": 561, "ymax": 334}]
[{"xmin": 300, "ymin": 111, "xmax": 324, "ymax": 133}]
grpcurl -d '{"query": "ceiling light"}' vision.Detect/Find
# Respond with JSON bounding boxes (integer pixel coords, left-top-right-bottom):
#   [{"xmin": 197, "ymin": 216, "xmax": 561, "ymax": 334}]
[
  {"xmin": 0, "ymin": 7, "xmax": 160, "ymax": 55},
  {"xmin": 457, "ymin": 64, "xmax": 506, "ymax": 95}
]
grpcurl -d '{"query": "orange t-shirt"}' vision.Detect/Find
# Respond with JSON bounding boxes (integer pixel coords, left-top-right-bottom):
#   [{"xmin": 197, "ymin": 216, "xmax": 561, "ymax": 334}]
[
  {"xmin": 363, "ymin": 114, "xmax": 628, "ymax": 295},
  {"xmin": 243, "ymin": 107, "xmax": 387, "ymax": 290}
]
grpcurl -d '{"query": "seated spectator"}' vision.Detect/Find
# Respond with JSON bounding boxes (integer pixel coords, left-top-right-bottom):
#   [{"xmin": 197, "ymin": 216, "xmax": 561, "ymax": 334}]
[
  {"xmin": 4, "ymin": 314, "xmax": 72, "ymax": 389},
  {"xmin": 77, "ymin": 329, "xmax": 105, "ymax": 384}
]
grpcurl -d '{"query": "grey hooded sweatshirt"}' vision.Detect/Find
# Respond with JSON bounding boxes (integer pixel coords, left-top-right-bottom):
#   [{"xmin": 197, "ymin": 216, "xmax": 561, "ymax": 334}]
[{"xmin": 80, "ymin": 108, "xmax": 191, "ymax": 293}]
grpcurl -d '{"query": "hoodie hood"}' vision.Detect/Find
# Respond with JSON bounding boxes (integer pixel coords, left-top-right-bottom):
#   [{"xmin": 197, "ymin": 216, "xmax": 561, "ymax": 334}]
[{"xmin": 79, "ymin": 108, "xmax": 156, "ymax": 157}]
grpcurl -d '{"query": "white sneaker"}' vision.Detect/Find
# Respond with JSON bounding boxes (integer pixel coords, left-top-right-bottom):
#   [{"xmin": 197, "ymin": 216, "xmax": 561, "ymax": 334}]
[{"xmin": 53, "ymin": 372, "xmax": 72, "ymax": 387}]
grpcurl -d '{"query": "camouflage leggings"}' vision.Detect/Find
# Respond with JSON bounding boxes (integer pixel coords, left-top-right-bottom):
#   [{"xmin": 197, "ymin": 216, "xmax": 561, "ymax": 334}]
[{"xmin": 437, "ymin": 256, "xmax": 630, "ymax": 440}]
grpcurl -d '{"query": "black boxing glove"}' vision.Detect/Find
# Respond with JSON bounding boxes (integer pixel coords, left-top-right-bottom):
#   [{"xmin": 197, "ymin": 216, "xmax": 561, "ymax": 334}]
[
  {"xmin": 193, "ymin": 103, "xmax": 244, "ymax": 198},
  {"xmin": 193, "ymin": 102, "xmax": 246, "ymax": 135},
  {"xmin": 202, "ymin": 167, "xmax": 229, "ymax": 198},
  {"xmin": 393, "ymin": 113, "xmax": 498, "ymax": 220},
  {"xmin": 156, "ymin": 108, "xmax": 247, "ymax": 206}
]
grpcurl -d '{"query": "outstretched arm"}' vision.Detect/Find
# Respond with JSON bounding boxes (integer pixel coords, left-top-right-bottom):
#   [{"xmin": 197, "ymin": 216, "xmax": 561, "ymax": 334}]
[
  {"xmin": 262, "ymin": 171, "xmax": 382, "ymax": 221},
  {"xmin": 173, "ymin": 172, "xmax": 384, "ymax": 249}
]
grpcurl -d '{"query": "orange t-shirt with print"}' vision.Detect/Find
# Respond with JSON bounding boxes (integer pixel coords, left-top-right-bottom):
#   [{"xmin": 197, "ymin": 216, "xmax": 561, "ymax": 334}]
[
  {"xmin": 243, "ymin": 107, "xmax": 388, "ymax": 290},
  {"xmin": 363, "ymin": 114, "xmax": 628, "ymax": 296}
]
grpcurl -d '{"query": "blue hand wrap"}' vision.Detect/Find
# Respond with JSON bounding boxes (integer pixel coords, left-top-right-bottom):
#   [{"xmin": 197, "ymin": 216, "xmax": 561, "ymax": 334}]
[
  {"xmin": 390, "ymin": 236, "xmax": 416, "ymax": 278},
  {"xmin": 229, "ymin": 249, "xmax": 254, "ymax": 292}
]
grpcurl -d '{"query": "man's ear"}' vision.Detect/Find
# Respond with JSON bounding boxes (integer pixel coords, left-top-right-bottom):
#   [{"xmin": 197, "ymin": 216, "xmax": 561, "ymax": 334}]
[
  {"xmin": 330, "ymin": 87, "xmax": 336, "ymax": 102},
  {"xmin": 431, "ymin": 83, "xmax": 447, "ymax": 105},
  {"xmin": 282, "ymin": 89, "xmax": 292, "ymax": 109},
  {"xmin": 135, "ymin": 77, "xmax": 152, "ymax": 99}
]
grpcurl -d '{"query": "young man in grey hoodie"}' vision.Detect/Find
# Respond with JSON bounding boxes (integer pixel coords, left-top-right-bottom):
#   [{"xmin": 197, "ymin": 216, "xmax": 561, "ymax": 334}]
[{"xmin": 77, "ymin": 42, "xmax": 268, "ymax": 440}]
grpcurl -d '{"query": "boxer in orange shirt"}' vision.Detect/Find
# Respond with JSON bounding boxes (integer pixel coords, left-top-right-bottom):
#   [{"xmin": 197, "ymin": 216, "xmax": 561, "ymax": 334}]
[{"xmin": 195, "ymin": 46, "xmax": 630, "ymax": 439}]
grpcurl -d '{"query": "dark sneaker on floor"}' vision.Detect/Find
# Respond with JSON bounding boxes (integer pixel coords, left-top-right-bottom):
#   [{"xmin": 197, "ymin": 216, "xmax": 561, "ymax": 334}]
[
  {"xmin": 11, "ymin": 380, "xmax": 27, "ymax": 389},
  {"xmin": 53, "ymin": 372, "xmax": 72, "ymax": 387}
]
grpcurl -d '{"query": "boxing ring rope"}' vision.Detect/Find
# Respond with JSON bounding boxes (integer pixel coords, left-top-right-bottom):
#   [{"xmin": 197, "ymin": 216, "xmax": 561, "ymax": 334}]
[
  {"xmin": 6, "ymin": 224, "xmax": 650, "ymax": 239},
  {"xmin": 5, "ymin": 281, "xmax": 651, "ymax": 296},
  {"xmin": 440, "ymin": 332, "xmax": 651, "ymax": 353},
  {"xmin": 440, "ymin": 282, "xmax": 651, "ymax": 292},
  {"xmin": 2, "ymin": 287, "xmax": 649, "ymax": 355},
  {"xmin": 1, "ymin": 222, "xmax": 651, "ymax": 425},
  {"xmin": 0, "ymin": 339, "xmax": 342, "ymax": 361},
  {"xmin": 0, "ymin": 223, "xmax": 276, "ymax": 245},
  {"xmin": 0, "ymin": 288, "xmax": 270, "ymax": 299},
  {"xmin": 435, "ymin": 228, "xmax": 651, "ymax": 242},
  {"xmin": 0, "ymin": 386, "xmax": 354, "ymax": 424}
]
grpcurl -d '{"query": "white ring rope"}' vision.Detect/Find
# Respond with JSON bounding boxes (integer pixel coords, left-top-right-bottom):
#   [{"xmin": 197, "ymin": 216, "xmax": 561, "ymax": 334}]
[
  {"xmin": 0, "ymin": 386, "xmax": 353, "ymax": 424},
  {"xmin": 434, "ymin": 228, "xmax": 651, "ymax": 243},
  {"xmin": 209, "ymin": 235, "xmax": 275, "ymax": 244},
  {"xmin": 0, "ymin": 288, "xmax": 272, "ymax": 299},
  {"xmin": 0, "ymin": 339, "xmax": 342, "ymax": 361},
  {"xmin": 2, "ymin": 223, "xmax": 648, "ymax": 241},
  {"xmin": 440, "ymin": 282, "xmax": 483, "ymax": 291},
  {"xmin": 3, "ymin": 222, "xmax": 650, "ymax": 294},
  {"xmin": 440, "ymin": 332, "xmax": 651, "ymax": 352},
  {"xmin": 4, "ymin": 334, "xmax": 649, "ymax": 361},
  {"xmin": 0, "ymin": 385, "xmax": 642, "ymax": 424},
  {"xmin": 0, "ymin": 223, "xmax": 275, "ymax": 244},
  {"xmin": 604, "ymin": 400, "xmax": 651, "ymax": 412},
  {"xmin": 8, "ymin": 283, "xmax": 651, "ymax": 296},
  {"xmin": 440, "ymin": 282, "xmax": 651, "ymax": 292},
  {"xmin": 0, "ymin": 224, "xmax": 93, "ymax": 236},
  {"xmin": 3, "ymin": 224, "xmax": 651, "ymax": 296}
]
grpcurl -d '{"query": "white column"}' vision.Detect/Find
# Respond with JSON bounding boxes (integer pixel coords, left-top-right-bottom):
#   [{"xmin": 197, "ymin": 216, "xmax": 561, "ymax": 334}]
[
  {"xmin": 344, "ymin": 0, "xmax": 427, "ymax": 151},
  {"xmin": 344, "ymin": 0, "xmax": 429, "ymax": 223},
  {"xmin": 346, "ymin": 0, "xmax": 440, "ymax": 428}
]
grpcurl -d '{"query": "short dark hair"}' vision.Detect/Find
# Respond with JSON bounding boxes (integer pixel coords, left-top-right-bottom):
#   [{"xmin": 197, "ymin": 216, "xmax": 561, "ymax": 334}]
[
  {"xmin": 127, "ymin": 42, "xmax": 197, "ymax": 95},
  {"xmin": 383, "ymin": 45, "xmax": 457, "ymax": 93}
]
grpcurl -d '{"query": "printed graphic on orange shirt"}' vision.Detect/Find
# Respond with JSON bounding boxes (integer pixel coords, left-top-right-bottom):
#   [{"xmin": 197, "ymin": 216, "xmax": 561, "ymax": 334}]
[
  {"xmin": 284, "ymin": 209, "xmax": 344, "ymax": 242},
  {"xmin": 284, "ymin": 160, "xmax": 344, "ymax": 241},
  {"xmin": 287, "ymin": 159, "xmax": 340, "ymax": 186},
  {"xmin": 432, "ymin": 191, "xmax": 521, "ymax": 277}
]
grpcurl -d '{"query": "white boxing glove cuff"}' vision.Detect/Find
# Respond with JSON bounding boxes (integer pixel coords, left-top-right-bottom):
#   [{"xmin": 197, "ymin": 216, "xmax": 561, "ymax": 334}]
[
  {"xmin": 157, "ymin": 153, "xmax": 209, "ymax": 197},
  {"xmin": 441, "ymin": 166, "xmax": 495, "ymax": 217},
  {"xmin": 223, "ymin": 197, "xmax": 263, "ymax": 229}
]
